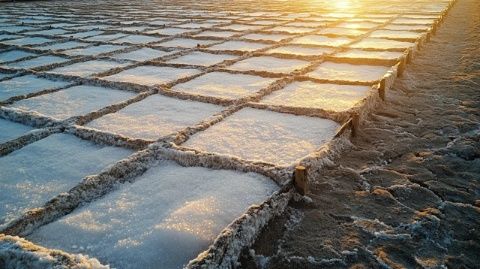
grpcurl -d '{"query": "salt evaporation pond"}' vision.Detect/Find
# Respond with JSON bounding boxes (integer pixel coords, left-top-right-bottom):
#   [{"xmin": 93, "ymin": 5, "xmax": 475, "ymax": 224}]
[
  {"xmin": 28, "ymin": 160, "xmax": 278, "ymax": 269},
  {"xmin": 166, "ymin": 51, "xmax": 236, "ymax": 67},
  {"xmin": 103, "ymin": 66, "xmax": 200, "ymax": 86},
  {"xmin": 48, "ymin": 60, "xmax": 128, "ymax": 77},
  {"xmin": 306, "ymin": 61, "xmax": 391, "ymax": 83},
  {"xmin": 0, "ymin": 118, "xmax": 34, "ymax": 144},
  {"xmin": 228, "ymin": 56, "xmax": 310, "ymax": 74},
  {"xmin": 0, "ymin": 75, "xmax": 70, "ymax": 100}
]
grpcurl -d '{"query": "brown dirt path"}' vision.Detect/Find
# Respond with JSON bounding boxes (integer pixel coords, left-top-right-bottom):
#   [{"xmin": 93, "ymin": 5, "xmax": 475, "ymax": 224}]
[{"xmin": 241, "ymin": 0, "xmax": 480, "ymax": 268}]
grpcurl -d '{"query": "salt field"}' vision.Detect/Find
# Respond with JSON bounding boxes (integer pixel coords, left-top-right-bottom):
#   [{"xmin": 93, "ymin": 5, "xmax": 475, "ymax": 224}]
[{"xmin": 0, "ymin": 0, "xmax": 458, "ymax": 268}]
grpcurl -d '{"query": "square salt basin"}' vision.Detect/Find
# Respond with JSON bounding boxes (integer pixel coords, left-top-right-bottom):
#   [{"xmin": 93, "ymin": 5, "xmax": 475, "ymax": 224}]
[
  {"xmin": 350, "ymin": 38, "xmax": 415, "ymax": 50},
  {"xmin": 2, "ymin": 55, "xmax": 68, "ymax": 70},
  {"xmin": 266, "ymin": 45, "xmax": 334, "ymax": 57},
  {"xmin": 369, "ymin": 30, "xmax": 423, "ymax": 40},
  {"xmin": 147, "ymin": 28, "xmax": 195, "ymax": 36},
  {"xmin": 0, "ymin": 75, "xmax": 70, "ymax": 100},
  {"xmin": 382, "ymin": 24, "xmax": 430, "ymax": 32},
  {"xmin": 318, "ymin": 27, "xmax": 368, "ymax": 37},
  {"xmin": 0, "ymin": 133, "xmax": 132, "ymax": 227},
  {"xmin": 183, "ymin": 108, "xmax": 339, "ymax": 166},
  {"xmin": 336, "ymin": 22, "xmax": 380, "ymax": 29},
  {"xmin": 306, "ymin": 62, "xmax": 391, "ymax": 84},
  {"xmin": 228, "ymin": 56, "xmax": 310, "ymax": 74},
  {"xmin": 111, "ymin": 35, "xmax": 162, "ymax": 45},
  {"xmin": 0, "ymin": 118, "xmax": 34, "ymax": 144},
  {"xmin": 1, "ymin": 37, "xmax": 53, "ymax": 46},
  {"xmin": 241, "ymin": 33, "xmax": 292, "ymax": 42},
  {"xmin": 270, "ymin": 26, "xmax": 314, "ymax": 34},
  {"xmin": 219, "ymin": 24, "xmax": 264, "ymax": 31},
  {"xmin": 48, "ymin": 60, "xmax": 127, "ymax": 77},
  {"xmin": 62, "ymin": 45, "xmax": 126, "ymax": 57},
  {"xmin": 9, "ymin": 85, "xmax": 135, "ymax": 121},
  {"xmin": 334, "ymin": 49, "xmax": 404, "ymax": 61},
  {"xmin": 172, "ymin": 72, "xmax": 276, "ymax": 100},
  {"xmin": 207, "ymin": 41, "xmax": 269, "ymax": 52},
  {"xmin": 37, "ymin": 41, "xmax": 90, "ymax": 52},
  {"xmin": 0, "ymin": 50, "xmax": 36, "ymax": 63},
  {"xmin": 166, "ymin": 52, "xmax": 237, "ymax": 67},
  {"xmin": 290, "ymin": 35, "xmax": 353, "ymax": 47},
  {"xmin": 0, "ymin": 34, "xmax": 23, "ymax": 42},
  {"xmin": 103, "ymin": 66, "xmax": 200, "ymax": 86},
  {"xmin": 83, "ymin": 33, "xmax": 127, "ymax": 42},
  {"xmin": 156, "ymin": 38, "xmax": 217, "ymax": 48},
  {"xmin": 28, "ymin": 160, "xmax": 277, "ymax": 269},
  {"xmin": 194, "ymin": 30, "xmax": 238, "ymax": 38},
  {"xmin": 111, "ymin": 48, "xmax": 172, "ymax": 62},
  {"xmin": 260, "ymin": 81, "xmax": 370, "ymax": 112},
  {"xmin": 64, "ymin": 30, "xmax": 104, "ymax": 39},
  {"xmin": 86, "ymin": 94, "xmax": 223, "ymax": 140}
]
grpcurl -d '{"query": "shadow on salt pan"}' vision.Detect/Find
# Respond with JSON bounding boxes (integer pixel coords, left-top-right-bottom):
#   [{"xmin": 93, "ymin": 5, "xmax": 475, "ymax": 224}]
[
  {"xmin": 0, "ymin": 133, "xmax": 132, "ymax": 228},
  {"xmin": 28, "ymin": 160, "xmax": 278, "ymax": 269},
  {"xmin": 183, "ymin": 107, "xmax": 339, "ymax": 166},
  {"xmin": 9, "ymin": 85, "xmax": 135, "ymax": 121}
]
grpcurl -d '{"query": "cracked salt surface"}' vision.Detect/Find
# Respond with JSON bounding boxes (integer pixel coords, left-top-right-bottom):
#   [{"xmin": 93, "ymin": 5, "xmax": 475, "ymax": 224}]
[
  {"xmin": 28, "ymin": 160, "xmax": 278, "ymax": 269},
  {"xmin": 172, "ymin": 71, "xmax": 276, "ymax": 100},
  {"xmin": 86, "ymin": 94, "xmax": 223, "ymax": 140},
  {"xmin": 103, "ymin": 66, "xmax": 200, "ymax": 86},
  {"xmin": 166, "ymin": 51, "xmax": 237, "ymax": 67},
  {"xmin": 2, "ymin": 55, "xmax": 69, "ymax": 70},
  {"xmin": 0, "ymin": 50, "xmax": 36, "ymax": 63},
  {"xmin": 183, "ymin": 107, "xmax": 339, "ymax": 166},
  {"xmin": 291, "ymin": 35, "xmax": 353, "ymax": 47},
  {"xmin": 9, "ymin": 85, "xmax": 135, "ymax": 121},
  {"xmin": 260, "ymin": 81, "xmax": 371, "ymax": 112},
  {"xmin": 48, "ymin": 60, "xmax": 128, "ymax": 77},
  {"xmin": 307, "ymin": 62, "xmax": 391, "ymax": 83},
  {"xmin": 228, "ymin": 56, "xmax": 310, "ymax": 74},
  {"xmin": 0, "ymin": 133, "xmax": 132, "ymax": 228},
  {"xmin": 0, "ymin": 75, "xmax": 70, "ymax": 100},
  {"xmin": 0, "ymin": 118, "xmax": 34, "ymax": 144},
  {"xmin": 111, "ymin": 48, "xmax": 172, "ymax": 62}
]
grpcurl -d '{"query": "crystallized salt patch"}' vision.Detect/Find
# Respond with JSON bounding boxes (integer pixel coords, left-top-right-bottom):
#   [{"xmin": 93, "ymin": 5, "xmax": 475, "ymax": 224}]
[
  {"xmin": 86, "ymin": 94, "xmax": 223, "ymax": 140},
  {"xmin": 9, "ymin": 85, "xmax": 135, "ymax": 120},
  {"xmin": 48, "ymin": 60, "xmax": 128, "ymax": 77},
  {"xmin": 228, "ymin": 56, "xmax": 310, "ymax": 74},
  {"xmin": 0, "ymin": 133, "xmax": 132, "ymax": 228},
  {"xmin": 260, "ymin": 81, "xmax": 371, "ymax": 112},
  {"xmin": 3, "ymin": 56, "xmax": 69, "ymax": 69},
  {"xmin": 102, "ymin": 66, "xmax": 200, "ymax": 86},
  {"xmin": 0, "ymin": 118, "xmax": 34, "ymax": 144},
  {"xmin": 0, "ymin": 75, "xmax": 70, "ymax": 100},
  {"xmin": 306, "ymin": 62, "xmax": 391, "ymax": 83},
  {"xmin": 28, "ymin": 160, "xmax": 278, "ymax": 269},
  {"xmin": 183, "ymin": 107, "xmax": 339, "ymax": 166},
  {"xmin": 166, "ymin": 51, "xmax": 237, "ymax": 67}
]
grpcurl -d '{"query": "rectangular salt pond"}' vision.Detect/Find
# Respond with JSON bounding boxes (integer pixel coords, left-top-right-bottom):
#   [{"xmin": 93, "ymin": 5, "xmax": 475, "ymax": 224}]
[
  {"xmin": 166, "ymin": 52, "xmax": 237, "ymax": 67},
  {"xmin": 290, "ymin": 35, "xmax": 353, "ymax": 47},
  {"xmin": 207, "ymin": 41, "xmax": 269, "ymax": 52},
  {"xmin": 2, "ymin": 56, "xmax": 68, "ymax": 70},
  {"xmin": 194, "ymin": 30, "xmax": 238, "ymax": 38},
  {"xmin": 156, "ymin": 38, "xmax": 217, "ymax": 49},
  {"xmin": 270, "ymin": 26, "xmax": 314, "ymax": 34},
  {"xmin": 334, "ymin": 49, "xmax": 404, "ymax": 62},
  {"xmin": 10, "ymin": 85, "xmax": 135, "ymax": 121},
  {"xmin": 350, "ymin": 38, "xmax": 415, "ymax": 50},
  {"xmin": 62, "ymin": 45, "xmax": 126, "ymax": 57},
  {"xmin": 37, "ymin": 41, "xmax": 90, "ymax": 52},
  {"xmin": 172, "ymin": 71, "xmax": 276, "ymax": 100},
  {"xmin": 369, "ymin": 30, "xmax": 423, "ymax": 40},
  {"xmin": 260, "ymin": 81, "xmax": 371, "ymax": 112},
  {"xmin": 147, "ymin": 28, "xmax": 195, "ymax": 36},
  {"xmin": 111, "ymin": 35, "xmax": 161, "ymax": 45},
  {"xmin": 0, "ymin": 118, "xmax": 34, "ymax": 144},
  {"xmin": 83, "ymin": 33, "xmax": 127, "ymax": 42},
  {"xmin": 86, "ymin": 94, "xmax": 223, "ymax": 140},
  {"xmin": 0, "ymin": 133, "xmax": 132, "ymax": 228},
  {"xmin": 28, "ymin": 160, "xmax": 278, "ymax": 269},
  {"xmin": 318, "ymin": 27, "xmax": 368, "ymax": 37},
  {"xmin": 0, "ymin": 75, "xmax": 70, "ymax": 100},
  {"xmin": 111, "ymin": 48, "xmax": 173, "ymax": 62},
  {"xmin": 241, "ymin": 33, "xmax": 292, "ymax": 42},
  {"xmin": 228, "ymin": 56, "xmax": 310, "ymax": 74},
  {"xmin": 183, "ymin": 107, "xmax": 339, "ymax": 166},
  {"xmin": 48, "ymin": 60, "xmax": 128, "ymax": 77},
  {"xmin": 0, "ymin": 50, "xmax": 36, "ymax": 63},
  {"xmin": 306, "ymin": 62, "xmax": 391, "ymax": 84},
  {"xmin": 266, "ymin": 45, "xmax": 334, "ymax": 57},
  {"xmin": 103, "ymin": 66, "xmax": 200, "ymax": 86},
  {"xmin": 1, "ymin": 37, "xmax": 53, "ymax": 46}
]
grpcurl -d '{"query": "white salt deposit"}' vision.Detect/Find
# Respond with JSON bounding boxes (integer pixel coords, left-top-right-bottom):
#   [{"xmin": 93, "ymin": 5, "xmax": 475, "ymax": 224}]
[
  {"xmin": 1, "ymin": 37, "xmax": 53, "ymax": 46},
  {"xmin": 86, "ymin": 94, "xmax": 223, "ymax": 140},
  {"xmin": 103, "ymin": 66, "xmax": 200, "ymax": 86},
  {"xmin": 64, "ymin": 30, "xmax": 104, "ymax": 39},
  {"xmin": 84, "ymin": 33, "xmax": 127, "ymax": 42},
  {"xmin": 306, "ymin": 62, "xmax": 390, "ymax": 83},
  {"xmin": 0, "ymin": 50, "xmax": 36, "ymax": 63},
  {"xmin": 63, "ymin": 45, "xmax": 126, "ymax": 56},
  {"xmin": 156, "ymin": 38, "xmax": 217, "ymax": 48},
  {"xmin": 241, "ymin": 33, "xmax": 291, "ymax": 42},
  {"xmin": 194, "ymin": 30, "xmax": 238, "ymax": 38},
  {"xmin": 382, "ymin": 24, "xmax": 430, "ymax": 31},
  {"xmin": 3, "ymin": 56, "xmax": 68, "ymax": 70},
  {"xmin": 228, "ymin": 56, "xmax": 310, "ymax": 74},
  {"xmin": 350, "ymin": 38, "xmax": 415, "ymax": 50},
  {"xmin": 49, "ymin": 60, "xmax": 128, "ymax": 77},
  {"xmin": 183, "ymin": 107, "xmax": 339, "ymax": 166},
  {"xmin": 111, "ymin": 35, "xmax": 161, "ymax": 44},
  {"xmin": 172, "ymin": 72, "xmax": 276, "ymax": 100},
  {"xmin": 266, "ymin": 45, "xmax": 334, "ymax": 56},
  {"xmin": 370, "ymin": 30, "xmax": 422, "ymax": 40},
  {"xmin": 207, "ymin": 41, "xmax": 269, "ymax": 52},
  {"xmin": 111, "ymin": 48, "xmax": 172, "ymax": 62},
  {"xmin": 0, "ymin": 75, "xmax": 70, "ymax": 100},
  {"xmin": 0, "ymin": 133, "xmax": 132, "ymax": 227},
  {"xmin": 334, "ymin": 49, "xmax": 404, "ymax": 61},
  {"xmin": 9, "ymin": 85, "xmax": 135, "ymax": 120},
  {"xmin": 270, "ymin": 26, "xmax": 314, "ymax": 34},
  {"xmin": 220, "ymin": 24, "xmax": 263, "ymax": 31},
  {"xmin": 38, "ymin": 41, "xmax": 90, "ymax": 51},
  {"xmin": 147, "ymin": 28, "xmax": 195, "ymax": 36},
  {"xmin": 260, "ymin": 81, "xmax": 370, "ymax": 112},
  {"xmin": 318, "ymin": 27, "xmax": 368, "ymax": 37},
  {"xmin": 166, "ymin": 52, "xmax": 237, "ymax": 66},
  {"xmin": 336, "ymin": 22, "xmax": 380, "ymax": 29},
  {"xmin": 0, "ymin": 118, "xmax": 34, "ymax": 144},
  {"xmin": 291, "ymin": 35, "xmax": 353, "ymax": 47},
  {"xmin": 28, "ymin": 160, "xmax": 278, "ymax": 269}
]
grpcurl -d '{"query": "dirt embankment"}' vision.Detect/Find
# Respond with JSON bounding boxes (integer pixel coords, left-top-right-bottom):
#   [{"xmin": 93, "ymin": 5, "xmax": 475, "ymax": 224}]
[{"xmin": 241, "ymin": 0, "xmax": 480, "ymax": 268}]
